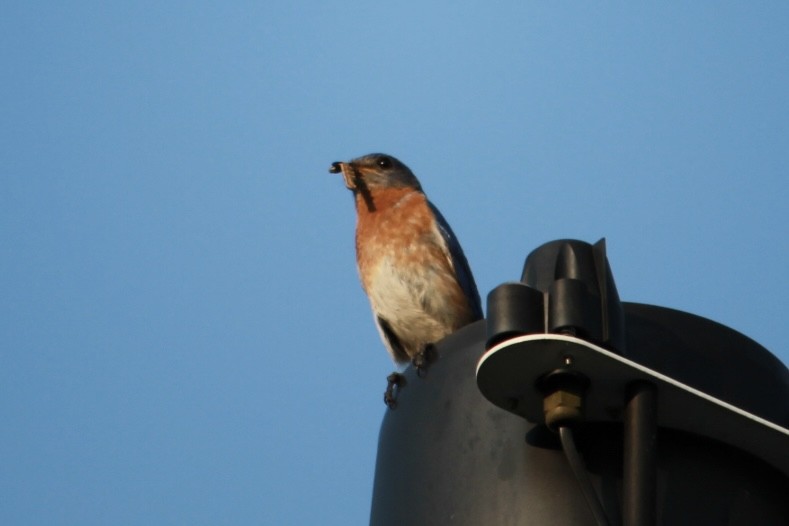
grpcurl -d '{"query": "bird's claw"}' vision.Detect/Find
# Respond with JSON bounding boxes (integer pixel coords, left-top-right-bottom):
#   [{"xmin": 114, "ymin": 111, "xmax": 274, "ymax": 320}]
[
  {"xmin": 384, "ymin": 372, "xmax": 405, "ymax": 409},
  {"xmin": 412, "ymin": 343, "xmax": 437, "ymax": 377}
]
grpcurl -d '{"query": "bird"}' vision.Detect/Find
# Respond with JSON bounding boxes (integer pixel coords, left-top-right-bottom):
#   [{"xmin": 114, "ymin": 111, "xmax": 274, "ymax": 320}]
[{"xmin": 330, "ymin": 153, "xmax": 483, "ymax": 406}]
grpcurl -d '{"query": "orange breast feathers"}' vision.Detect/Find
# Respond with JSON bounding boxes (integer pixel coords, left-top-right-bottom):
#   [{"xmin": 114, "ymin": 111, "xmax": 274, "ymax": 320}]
[
  {"xmin": 355, "ymin": 187, "xmax": 437, "ymax": 277},
  {"xmin": 353, "ymin": 186, "xmax": 473, "ymax": 325}
]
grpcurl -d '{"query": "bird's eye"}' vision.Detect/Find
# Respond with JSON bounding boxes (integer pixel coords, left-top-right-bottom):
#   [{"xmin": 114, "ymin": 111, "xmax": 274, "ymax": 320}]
[{"xmin": 377, "ymin": 157, "xmax": 392, "ymax": 169}]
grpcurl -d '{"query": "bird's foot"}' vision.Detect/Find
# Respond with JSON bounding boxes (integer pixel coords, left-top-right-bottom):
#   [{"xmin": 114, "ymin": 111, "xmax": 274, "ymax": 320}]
[
  {"xmin": 384, "ymin": 372, "xmax": 405, "ymax": 409},
  {"xmin": 412, "ymin": 343, "xmax": 437, "ymax": 378}
]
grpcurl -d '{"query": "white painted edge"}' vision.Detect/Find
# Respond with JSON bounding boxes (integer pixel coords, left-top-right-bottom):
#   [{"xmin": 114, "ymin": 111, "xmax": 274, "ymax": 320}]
[{"xmin": 477, "ymin": 333, "xmax": 789, "ymax": 437}]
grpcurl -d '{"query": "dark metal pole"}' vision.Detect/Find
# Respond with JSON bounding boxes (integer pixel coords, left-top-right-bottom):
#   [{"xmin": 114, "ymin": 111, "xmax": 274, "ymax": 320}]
[{"xmin": 623, "ymin": 381, "xmax": 657, "ymax": 526}]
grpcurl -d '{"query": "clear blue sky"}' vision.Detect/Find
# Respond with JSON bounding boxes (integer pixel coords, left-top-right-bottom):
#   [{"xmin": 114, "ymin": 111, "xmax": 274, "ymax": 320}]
[{"xmin": 2, "ymin": 2, "xmax": 787, "ymax": 525}]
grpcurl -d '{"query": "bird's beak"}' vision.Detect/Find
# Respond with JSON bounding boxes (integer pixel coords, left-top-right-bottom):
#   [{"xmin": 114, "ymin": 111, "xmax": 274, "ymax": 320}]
[{"xmin": 329, "ymin": 161, "xmax": 358, "ymax": 190}]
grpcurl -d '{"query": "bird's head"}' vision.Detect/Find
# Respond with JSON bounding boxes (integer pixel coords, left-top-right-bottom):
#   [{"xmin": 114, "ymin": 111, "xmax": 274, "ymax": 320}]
[{"xmin": 329, "ymin": 153, "xmax": 422, "ymax": 193}]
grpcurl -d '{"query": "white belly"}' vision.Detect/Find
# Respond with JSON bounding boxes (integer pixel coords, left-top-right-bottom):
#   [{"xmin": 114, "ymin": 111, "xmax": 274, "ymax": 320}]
[{"xmin": 363, "ymin": 255, "xmax": 463, "ymax": 354}]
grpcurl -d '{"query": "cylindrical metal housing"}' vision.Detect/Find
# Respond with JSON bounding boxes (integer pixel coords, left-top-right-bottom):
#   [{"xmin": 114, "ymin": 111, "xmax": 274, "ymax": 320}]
[{"xmin": 370, "ymin": 308, "xmax": 789, "ymax": 525}]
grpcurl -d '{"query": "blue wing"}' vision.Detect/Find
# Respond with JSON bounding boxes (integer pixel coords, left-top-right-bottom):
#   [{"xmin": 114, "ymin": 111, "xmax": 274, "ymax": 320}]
[{"xmin": 427, "ymin": 201, "xmax": 483, "ymax": 320}]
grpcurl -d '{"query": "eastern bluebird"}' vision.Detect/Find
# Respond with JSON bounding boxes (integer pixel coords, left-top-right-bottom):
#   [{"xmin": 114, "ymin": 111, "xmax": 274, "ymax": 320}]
[{"xmin": 330, "ymin": 153, "xmax": 483, "ymax": 406}]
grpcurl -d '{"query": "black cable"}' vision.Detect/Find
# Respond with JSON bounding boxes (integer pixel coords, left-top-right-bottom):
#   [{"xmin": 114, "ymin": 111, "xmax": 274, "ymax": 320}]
[{"xmin": 559, "ymin": 426, "xmax": 610, "ymax": 526}]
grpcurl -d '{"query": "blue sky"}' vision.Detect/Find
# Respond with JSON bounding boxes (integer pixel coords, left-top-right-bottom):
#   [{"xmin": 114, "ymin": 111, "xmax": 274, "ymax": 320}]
[{"xmin": 2, "ymin": 2, "xmax": 787, "ymax": 525}]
